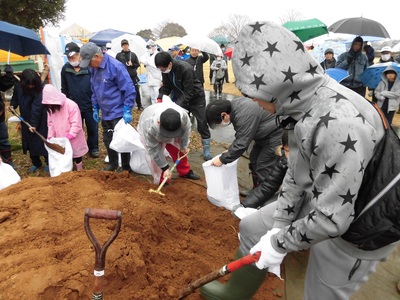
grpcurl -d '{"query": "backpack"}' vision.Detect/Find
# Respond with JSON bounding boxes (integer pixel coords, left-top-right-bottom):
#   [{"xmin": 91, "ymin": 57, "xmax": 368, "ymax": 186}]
[{"xmin": 341, "ymin": 102, "xmax": 400, "ymax": 250}]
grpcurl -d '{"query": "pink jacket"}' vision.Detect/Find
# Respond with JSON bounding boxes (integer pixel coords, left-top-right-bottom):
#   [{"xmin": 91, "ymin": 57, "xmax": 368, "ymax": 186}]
[{"xmin": 42, "ymin": 84, "xmax": 88, "ymax": 158}]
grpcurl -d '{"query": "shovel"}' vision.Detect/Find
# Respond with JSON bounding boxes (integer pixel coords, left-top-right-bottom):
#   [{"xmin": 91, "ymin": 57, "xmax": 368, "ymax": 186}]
[
  {"xmin": 84, "ymin": 208, "xmax": 122, "ymax": 300},
  {"xmin": 149, "ymin": 149, "xmax": 190, "ymax": 196},
  {"xmin": 177, "ymin": 251, "xmax": 261, "ymax": 299},
  {"xmin": 8, "ymin": 106, "xmax": 65, "ymax": 155}
]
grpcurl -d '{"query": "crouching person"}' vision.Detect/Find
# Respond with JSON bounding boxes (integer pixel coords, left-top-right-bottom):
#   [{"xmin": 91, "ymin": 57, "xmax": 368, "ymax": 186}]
[{"xmin": 138, "ymin": 100, "xmax": 200, "ymax": 185}]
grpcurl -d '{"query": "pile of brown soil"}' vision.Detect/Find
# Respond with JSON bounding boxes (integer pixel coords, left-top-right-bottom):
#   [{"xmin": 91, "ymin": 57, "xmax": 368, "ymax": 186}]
[{"xmin": 0, "ymin": 170, "xmax": 283, "ymax": 299}]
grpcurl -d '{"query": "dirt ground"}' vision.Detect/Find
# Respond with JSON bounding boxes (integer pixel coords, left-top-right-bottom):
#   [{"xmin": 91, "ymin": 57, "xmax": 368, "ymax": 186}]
[{"xmin": 0, "ymin": 168, "xmax": 284, "ymax": 300}]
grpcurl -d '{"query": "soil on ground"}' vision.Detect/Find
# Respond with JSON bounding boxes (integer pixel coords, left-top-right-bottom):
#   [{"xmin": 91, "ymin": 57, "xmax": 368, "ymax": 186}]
[{"xmin": 0, "ymin": 169, "xmax": 284, "ymax": 299}]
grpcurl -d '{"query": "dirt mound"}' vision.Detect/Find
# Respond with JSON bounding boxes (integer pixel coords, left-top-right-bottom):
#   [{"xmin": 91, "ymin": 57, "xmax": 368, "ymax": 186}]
[{"xmin": 0, "ymin": 171, "xmax": 283, "ymax": 299}]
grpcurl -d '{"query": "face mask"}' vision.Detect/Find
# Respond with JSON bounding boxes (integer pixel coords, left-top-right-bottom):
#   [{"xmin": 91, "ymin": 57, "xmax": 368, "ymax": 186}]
[
  {"xmin": 162, "ymin": 68, "xmax": 171, "ymax": 74},
  {"xmin": 218, "ymin": 121, "xmax": 231, "ymax": 127},
  {"xmin": 69, "ymin": 60, "xmax": 80, "ymax": 67},
  {"xmin": 147, "ymin": 48, "xmax": 154, "ymax": 54},
  {"xmin": 381, "ymin": 54, "xmax": 391, "ymax": 61}
]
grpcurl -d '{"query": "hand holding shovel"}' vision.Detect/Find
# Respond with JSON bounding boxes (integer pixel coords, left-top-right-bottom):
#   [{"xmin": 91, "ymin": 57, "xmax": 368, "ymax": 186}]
[{"xmin": 8, "ymin": 106, "xmax": 65, "ymax": 155}]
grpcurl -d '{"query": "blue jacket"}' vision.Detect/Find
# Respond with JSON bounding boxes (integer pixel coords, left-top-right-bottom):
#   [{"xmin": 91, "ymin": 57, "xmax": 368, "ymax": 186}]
[
  {"xmin": 61, "ymin": 63, "xmax": 93, "ymax": 112},
  {"xmin": 90, "ymin": 54, "xmax": 136, "ymax": 120}
]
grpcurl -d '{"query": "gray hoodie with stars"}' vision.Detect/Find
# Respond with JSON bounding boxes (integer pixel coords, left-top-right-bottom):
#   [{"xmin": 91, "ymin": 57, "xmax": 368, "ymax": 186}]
[{"xmin": 232, "ymin": 21, "xmax": 396, "ymax": 260}]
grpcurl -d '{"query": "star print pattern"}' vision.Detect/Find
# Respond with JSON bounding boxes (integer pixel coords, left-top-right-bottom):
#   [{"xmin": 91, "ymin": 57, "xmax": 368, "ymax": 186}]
[{"xmin": 231, "ymin": 21, "xmax": 382, "ymax": 253}]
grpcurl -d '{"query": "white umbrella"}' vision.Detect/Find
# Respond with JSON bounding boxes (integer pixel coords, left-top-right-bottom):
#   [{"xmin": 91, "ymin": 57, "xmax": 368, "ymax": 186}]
[
  {"xmin": 178, "ymin": 35, "xmax": 222, "ymax": 55},
  {"xmin": 311, "ymin": 40, "xmax": 346, "ymax": 63},
  {"xmin": 110, "ymin": 33, "xmax": 147, "ymax": 58}
]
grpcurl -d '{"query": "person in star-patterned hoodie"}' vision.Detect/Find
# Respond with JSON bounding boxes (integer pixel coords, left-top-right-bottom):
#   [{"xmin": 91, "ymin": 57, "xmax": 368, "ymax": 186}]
[{"xmin": 200, "ymin": 21, "xmax": 398, "ymax": 300}]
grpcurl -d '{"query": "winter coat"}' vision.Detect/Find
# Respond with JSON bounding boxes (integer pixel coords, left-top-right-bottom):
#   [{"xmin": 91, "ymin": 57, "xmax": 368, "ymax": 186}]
[
  {"xmin": 320, "ymin": 57, "xmax": 336, "ymax": 70},
  {"xmin": 233, "ymin": 21, "xmax": 394, "ymax": 260},
  {"xmin": 157, "ymin": 59, "xmax": 205, "ymax": 107},
  {"xmin": 10, "ymin": 82, "xmax": 48, "ymax": 156},
  {"xmin": 185, "ymin": 52, "xmax": 209, "ymax": 84},
  {"xmin": 115, "ymin": 50, "xmax": 140, "ymax": 79},
  {"xmin": 42, "ymin": 84, "xmax": 88, "ymax": 158},
  {"xmin": 61, "ymin": 63, "xmax": 92, "ymax": 113},
  {"xmin": 90, "ymin": 54, "xmax": 136, "ymax": 121},
  {"xmin": 219, "ymin": 97, "xmax": 281, "ymax": 165},
  {"xmin": 140, "ymin": 51, "xmax": 162, "ymax": 87},
  {"xmin": 374, "ymin": 65, "xmax": 400, "ymax": 112},
  {"xmin": 242, "ymin": 154, "xmax": 288, "ymax": 208},
  {"xmin": 137, "ymin": 101, "xmax": 191, "ymax": 169},
  {"xmin": 336, "ymin": 40, "xmax": 369, "ymax": 89},
  {"xmin": 0, "ymin": 73, "xmax": 15, "ymax": 123}
]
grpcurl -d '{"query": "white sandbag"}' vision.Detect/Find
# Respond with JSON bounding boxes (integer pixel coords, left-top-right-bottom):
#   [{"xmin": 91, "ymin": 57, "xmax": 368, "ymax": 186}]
[
  {"xmin": 233, "ymin": 206, "xmax": 258, "ymax": 219},
  {"xmin": 45, "ymin": 137, "xmax": 73, "ymax": 177},
  {"xmin": 129, "ymin": 148, "xmax": 152, "ymax": 175},
  {"xmin": 110, "ymin": 119, "xmax": 144, "ymax": 153},
  {"xmin": 0, "ymin": 161, "xmax": 21, "ymax": 190},
  {"xmin": 202, "ymin": 155, "xmax": 240, "ymax": 211}
]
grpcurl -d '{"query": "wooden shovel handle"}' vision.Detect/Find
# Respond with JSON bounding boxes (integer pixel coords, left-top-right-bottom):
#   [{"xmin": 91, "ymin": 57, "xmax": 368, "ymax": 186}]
[{"xmin": 85, "ymin": 208, "xmax": 121, "ymax": 220}]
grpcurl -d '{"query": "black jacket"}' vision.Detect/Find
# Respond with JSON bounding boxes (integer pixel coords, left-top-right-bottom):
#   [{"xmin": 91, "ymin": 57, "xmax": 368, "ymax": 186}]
[
  {"xmin": 241, "ymin": 154, "xmax": 288, "ymax": 208},
  {"xmin": 185, "ymin": 52, "xmax": 209, "ymax": 84},
  {"xmin": 115, "ymin": 50, "xmax": 140, "ymax": 78},
  {"xmin": 158, "ymin": 59, "xmax": 205, "ymax": 107}
]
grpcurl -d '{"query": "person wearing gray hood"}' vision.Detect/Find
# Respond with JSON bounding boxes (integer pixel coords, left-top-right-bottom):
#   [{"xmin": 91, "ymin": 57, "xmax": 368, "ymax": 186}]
[
  {"xmin": 374, "ymin": 65, "xmax": 400, "ymax": 125},
  {"xmin": 200, "ymin": 21, "xmax": 397, "ymax": 300}
]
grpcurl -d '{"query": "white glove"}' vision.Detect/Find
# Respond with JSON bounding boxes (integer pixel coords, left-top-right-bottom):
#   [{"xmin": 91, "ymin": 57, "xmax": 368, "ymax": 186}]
[
  {"xmin": 381, "ymin": 96, "xmax": 386, "ymax": 100},
  {"xmin": 250, "ymin": 228, "xmax": 286, "ymax": 278}
]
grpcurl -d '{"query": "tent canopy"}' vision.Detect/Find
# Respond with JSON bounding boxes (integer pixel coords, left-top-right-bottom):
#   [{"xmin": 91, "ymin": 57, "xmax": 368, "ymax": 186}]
[
  {"xmin": 59, "ymin": 23, "xmax": 91, "ymax": 38},
  {"xmin": 89, "ymin": 28, "xmax": 133, "ymax": 47}
]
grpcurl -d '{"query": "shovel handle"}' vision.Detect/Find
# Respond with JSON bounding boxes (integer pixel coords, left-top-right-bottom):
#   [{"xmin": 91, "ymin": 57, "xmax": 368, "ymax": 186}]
[
  {"xmin": 177, "ymin": 251, "xmax": 261, "ymax": 299},
  {"xmin": 86, "ymin": 208, "xmax": 121, "ymax": 220}
]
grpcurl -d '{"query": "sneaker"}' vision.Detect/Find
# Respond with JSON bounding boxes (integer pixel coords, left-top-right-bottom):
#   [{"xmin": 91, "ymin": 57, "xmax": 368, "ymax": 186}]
[
  {"xmin": 89, "ymin": 150, "xmax": 100, "ymax": 158},
  {"xmin": 28, "ymin": 165, "xmax": 41, "ymax": 173},
  {"xmin": 180, "ymin": 170, "xmax": 200, "ymax": 180}
]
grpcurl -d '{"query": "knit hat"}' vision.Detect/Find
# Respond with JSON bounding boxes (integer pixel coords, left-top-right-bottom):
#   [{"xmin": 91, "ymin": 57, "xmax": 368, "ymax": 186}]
[
  {"xmin": 121, "ymin": 39, "xmax": 129, "ymax": 46},
  {"xmin": 64, "ymin": 42, "xmax": 80, "ymax": 57},
  {"xmin": 324, "ymin": 48, "xmax": 334, "ymax": 55},
  {"xmin": 159, "ymin": 108, "xmax": 181, "ymax": 138}
]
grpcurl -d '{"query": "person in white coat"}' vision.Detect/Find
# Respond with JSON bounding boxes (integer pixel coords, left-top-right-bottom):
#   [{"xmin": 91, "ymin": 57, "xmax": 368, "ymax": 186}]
[{"xmin": 140, "ymin": 40, "xmax": 162, "ymax": 105}]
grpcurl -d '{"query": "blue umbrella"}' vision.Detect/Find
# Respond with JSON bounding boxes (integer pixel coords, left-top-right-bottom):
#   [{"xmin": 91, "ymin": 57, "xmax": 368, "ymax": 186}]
[
  {"xmin": 0, "ymin": 21, "xmax": 50, "ymax": 56},
  {"xmin": 325, "ymin": 68, "xmax": 350, "ymax": 82},
  {"xmin": 359, "ymin": 62, "xmax": 400, "ymax": 89}
]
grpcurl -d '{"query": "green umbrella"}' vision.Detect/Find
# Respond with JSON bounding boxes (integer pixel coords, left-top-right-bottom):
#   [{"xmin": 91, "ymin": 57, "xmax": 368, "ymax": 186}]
[
  {"xmin": 212, "ymin": 35, "xmax": 230, "ymax": 46},
  {"xmin": 282, "ymin": 18, "xmax": 328, "ymax": 42}
]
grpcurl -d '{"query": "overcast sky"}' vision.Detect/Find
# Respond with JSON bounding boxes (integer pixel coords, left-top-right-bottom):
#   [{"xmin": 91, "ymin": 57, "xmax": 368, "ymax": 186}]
[{"xmin": 55, "ymin": 0, "xmax": 400, "ymax": 41}]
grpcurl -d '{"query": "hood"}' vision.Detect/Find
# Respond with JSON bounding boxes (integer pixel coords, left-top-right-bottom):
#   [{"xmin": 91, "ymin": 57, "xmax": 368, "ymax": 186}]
[
  {"xmin": 42, "ymin": 84, "xmax": 67, "ymax": 106},
  {"xmin": 232, "ymin": 21, "xmax": 328, "ymax": 120},
  {"xmin": 381, "ymin": 65, "xmax": 398, "ymax": 81}
]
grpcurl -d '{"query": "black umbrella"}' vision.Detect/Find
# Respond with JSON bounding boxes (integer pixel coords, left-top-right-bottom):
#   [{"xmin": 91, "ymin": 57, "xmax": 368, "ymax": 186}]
[
  {"xmin": 328, "ymin": 17, "xmax": 390, "ymax": 39},
  {"xmin": 0, "ymin": 21, "xmax": 50, "ymax": 56}
]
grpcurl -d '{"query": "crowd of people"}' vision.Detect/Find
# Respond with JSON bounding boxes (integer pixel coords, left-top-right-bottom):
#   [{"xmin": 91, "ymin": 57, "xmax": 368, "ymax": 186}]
[{"xmin": 0, "ymin": 23, "xmax": 399, "ymax": 299}]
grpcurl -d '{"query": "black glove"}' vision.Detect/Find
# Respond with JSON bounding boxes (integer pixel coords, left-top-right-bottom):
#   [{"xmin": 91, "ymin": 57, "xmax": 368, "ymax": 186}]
[
  {"xmin": 4, "ymin": 64, "xmax": 13, "ymax": 76},
  {"xmin": 347, "ymin": 56, "xmax": 354, "ymax": 64}
]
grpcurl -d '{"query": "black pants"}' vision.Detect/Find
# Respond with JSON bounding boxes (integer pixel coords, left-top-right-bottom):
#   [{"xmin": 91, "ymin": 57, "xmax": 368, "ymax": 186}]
[
  {"xmin": 132, "ymin": 76, "xmax": 142, "ymax": 108},
  {"xmin": 102, "ymin": 118, "xmax": 131, "ymax": 168},
  {"xmin": 178, "ymin": 98, "xmax": 211, "ymax": 140}
]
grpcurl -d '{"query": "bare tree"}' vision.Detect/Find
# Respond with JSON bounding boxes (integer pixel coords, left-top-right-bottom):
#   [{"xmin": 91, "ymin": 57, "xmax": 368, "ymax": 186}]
[
  {"xmin": 279, "ymin": 10, "xmax": 305, "ymax": 24},
  {"xmin": 152, "ymin": 21, "xmax": 187, "ymax": 40},
  {"xmin": 210, "ymin": 14, "xmax": 252, "ymax": 44}
]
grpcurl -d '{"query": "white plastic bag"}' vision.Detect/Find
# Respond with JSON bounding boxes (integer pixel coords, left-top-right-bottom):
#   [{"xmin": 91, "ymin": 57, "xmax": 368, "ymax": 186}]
[
  {"xmin": 0, "ymin": 161, "xmax": 21, "ymax": 190},
  {"xmin": 129, "ymin": 148, "xmax": 152, "ymax": 175},
  {"xmin": 45, "ymin": 137, "xmax": 73, "ymax": 177},
  {"xmin": 110, "ymin": 119, "xmax": 143, "ymax": 153},
  {"xmin": 202, "ymin": 155, "xmax": 240, "ymax": 211}
]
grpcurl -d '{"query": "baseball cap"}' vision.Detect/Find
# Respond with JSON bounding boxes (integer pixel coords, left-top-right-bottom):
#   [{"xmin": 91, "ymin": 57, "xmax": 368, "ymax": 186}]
[
  {"xmin": 121, "ymin": 39, "xmax": 129, "ymax": 46},
  {"xmin": 169, "ymin": 45, "xmax": 180, "ymax": 51},
  {"xmin": 324, "ymin": 48, "xmax": 334, "ymax": 55},
  {"xmin": 159, "ymin": 108, "xmax": 182, "ymax": 138},
  {"xmin": 381, "ymin": 46, "xmax": 392, "ymax": 53},
  {"xmin": 64, "ymin": 42, "xmax": 80, "ymax": 57},
  {"xmin": 79, "ymin": 42, "xmax": 100, "ymax": 68},
  {"xmin": 106, "ymin": 42, "xmax": 112, "ymax": 49}
]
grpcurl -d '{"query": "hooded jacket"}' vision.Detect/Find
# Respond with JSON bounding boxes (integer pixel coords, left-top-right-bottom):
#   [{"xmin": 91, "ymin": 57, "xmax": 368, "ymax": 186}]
[
  {"xmin": 336, "ymin": 37, "xmax": 369, "ymax": 89},
  {"xmin": 374, "ymin": 65, "xmax": 400, "ymax": 112},
  {"xmin": 233, "ymin": 21, "xmax": 394, "ymax": 260},
  {"xmin": 42, "ymin": 84, "xmax": 88, "ymax": 158},
  {"xmin": 137, "ymin": 101, "xmax": 191, "ymax": 169}
]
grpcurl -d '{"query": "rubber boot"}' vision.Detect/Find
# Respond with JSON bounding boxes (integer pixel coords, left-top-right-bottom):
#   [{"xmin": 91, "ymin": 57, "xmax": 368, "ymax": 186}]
[
  {"xmin": 1, "ymin": 149, "xmax": 17, "ymax": 169},
  {"xmin": 200, "ymin": 248, "xmax": 267, "ymax": 300},
  {"xmin": 103, "ymin": 146, "xmax": 119, "ymax": 171},
  {"xmin": 75, "ymin": 162, "xmax": 83, "ymax": 171},
  {"xmin": 202, "ymin": 138, "xmax": 212, "ymax": 161},
  {"xmin": 117, "ymin": 153, "xmax": 131, "ymax": 172}
]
